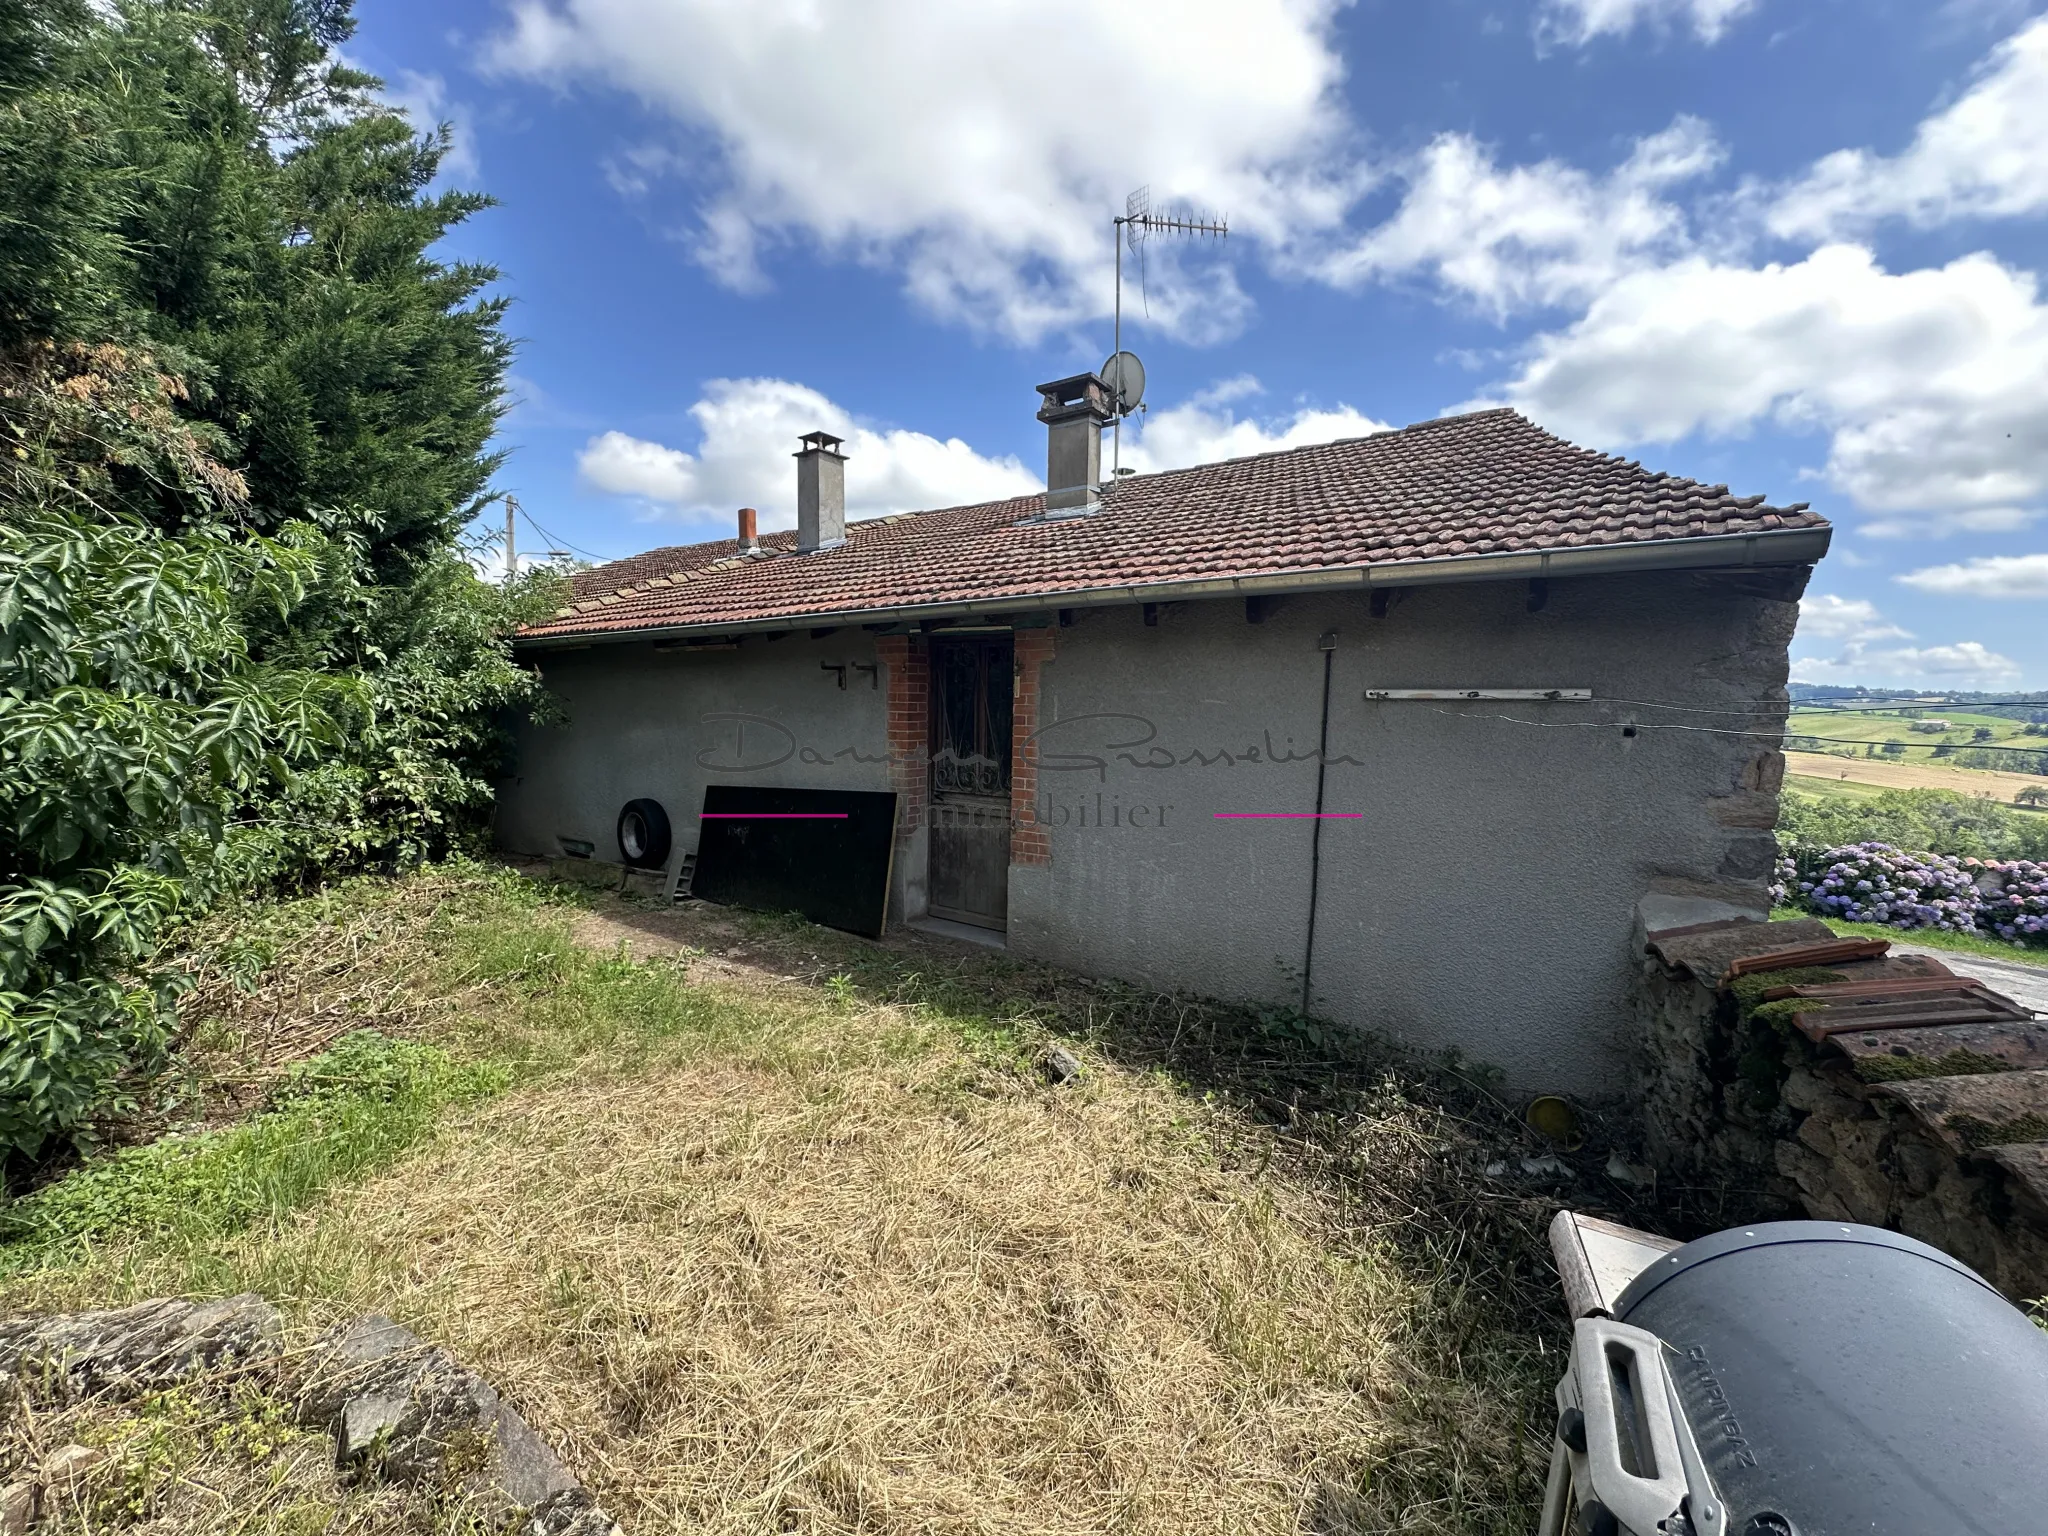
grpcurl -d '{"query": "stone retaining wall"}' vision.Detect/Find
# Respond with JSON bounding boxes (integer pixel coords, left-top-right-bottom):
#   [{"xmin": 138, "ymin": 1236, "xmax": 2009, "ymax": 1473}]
[
  {"xmin": 1636, "ymin": 916, "xmax": 2048, "ymax": 1302},
  {"xmin": 0, "ymin": 1296, "xmax": 618, "ymax": 1535}
]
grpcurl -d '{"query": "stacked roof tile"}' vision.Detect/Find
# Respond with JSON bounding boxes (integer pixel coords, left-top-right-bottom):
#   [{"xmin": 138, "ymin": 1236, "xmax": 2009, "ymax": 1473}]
[{"xmin": 525, "ymin": 408, "xmax": 1824, "ymax": 642}]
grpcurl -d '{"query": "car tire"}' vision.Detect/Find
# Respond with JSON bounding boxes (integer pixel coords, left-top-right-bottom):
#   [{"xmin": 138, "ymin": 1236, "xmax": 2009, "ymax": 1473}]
[{"xmin": 617, "ymin": 798, "xmax": 672, "ymax": 869}]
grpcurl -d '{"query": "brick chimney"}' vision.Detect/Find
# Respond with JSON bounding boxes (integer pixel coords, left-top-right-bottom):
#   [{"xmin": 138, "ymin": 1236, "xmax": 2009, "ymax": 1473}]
[
  {"xmin": 795, "ymin": 431, "xmax": 847, "ymax": 552},
  {"xmin": 1036, "ymin": 373, "xmax": 1113, "ymax": 519},
  {"xmin": 736, "ymin": 506, "xmax": 759, "ymax": 555}
]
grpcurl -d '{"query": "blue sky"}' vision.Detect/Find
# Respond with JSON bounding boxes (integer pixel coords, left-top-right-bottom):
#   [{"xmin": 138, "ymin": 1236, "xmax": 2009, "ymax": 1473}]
[{"xmin": 354, "ymin": 0, "xmax": 2048, "ymax": 689}]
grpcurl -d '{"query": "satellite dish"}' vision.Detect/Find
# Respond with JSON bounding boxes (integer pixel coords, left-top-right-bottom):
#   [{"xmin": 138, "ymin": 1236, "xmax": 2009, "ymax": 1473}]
[{"xmin": 1100, "ymin": 350, "xmax": 1146, "ymax": 416}]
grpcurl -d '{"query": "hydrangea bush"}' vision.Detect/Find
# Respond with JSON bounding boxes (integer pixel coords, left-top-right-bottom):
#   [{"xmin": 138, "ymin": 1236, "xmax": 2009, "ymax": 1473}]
[
  {"xmin": 1777, "ymin": 840, "xmax": 2047, "ymax": 948},
  {"xmin": 1977, "ymin": 859, "xmax": 2048, "ymax": 944}
]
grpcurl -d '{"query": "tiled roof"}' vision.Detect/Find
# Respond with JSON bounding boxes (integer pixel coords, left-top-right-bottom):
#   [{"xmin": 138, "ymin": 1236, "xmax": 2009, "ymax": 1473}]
[{"xmin": 525, "ymin": 409, "xmax": 1825, "ymax": 642}]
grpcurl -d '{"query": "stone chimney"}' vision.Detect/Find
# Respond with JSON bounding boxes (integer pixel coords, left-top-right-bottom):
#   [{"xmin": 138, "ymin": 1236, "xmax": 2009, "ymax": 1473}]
[
  {"xmin": 1036, "ymin": 374, "xmax": 1113, "ymax": 519},
  {"xmin": 736, "ymin": 506, "xmax": 759, "ymax": 555},
  {"xmin": 795, "ymin": 431, "xmax": 847, "ymax": 553}
]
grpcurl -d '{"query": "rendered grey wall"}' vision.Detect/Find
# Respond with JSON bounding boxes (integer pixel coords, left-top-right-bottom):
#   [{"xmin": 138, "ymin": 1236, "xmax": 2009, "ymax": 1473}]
[
  {"xmin": 496, "ymin": 631, "xmax": 923, "ymax": 915},
  {"xmin": 1007, "ymin": 569, "xmax": 1803, "ymax": 1096}
]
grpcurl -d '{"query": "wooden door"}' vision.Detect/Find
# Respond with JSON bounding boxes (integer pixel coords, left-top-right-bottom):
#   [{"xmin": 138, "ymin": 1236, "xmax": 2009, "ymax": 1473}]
[{"xmin": 927, "ymin": 637, "xmax": 1014, "ymax": 929}]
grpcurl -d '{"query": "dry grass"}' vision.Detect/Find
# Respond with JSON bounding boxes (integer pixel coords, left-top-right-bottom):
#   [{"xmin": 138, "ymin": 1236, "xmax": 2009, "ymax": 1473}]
[
  {"xmin": 1783, "ymin": 750, "xmax": 2047, "ymax": 803},
  {"xmin": 0, "ymin": 866, "xmax": 1624, "ymax": 1534}
]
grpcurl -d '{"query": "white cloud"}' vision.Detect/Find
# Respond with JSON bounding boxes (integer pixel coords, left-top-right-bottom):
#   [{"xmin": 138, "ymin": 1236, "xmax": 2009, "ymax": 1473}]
[
  {"xmin": 382, "ymin": 69, "xmax": 480, "ymax": 182},
  {"xmin": 1317, "ymin": 118, "xmax": 1721, "ymax": 314},
  {"xmin": 1795, "ymin": 594, "xmax": 1911, "ymax": 643},
  {"xmin": 1121, "ymin": 377, "xmax": 1388, "ymax": 472},
  {"xmin": 1497, "ymin": 245, "xmax": 2048, "ymax": 534},
  {"xmin": 1898, "ymin": 551, "xmax": 2048, "ymax": 598},
  {"xmin": 1768, "ymin": 17, "xmax": 2048, "ymax": 240},
  {"xmin": 485, "ymin": 0, "xmax": 1356, "ymax": 343},
  {"xmin": 1539, "ymin": 0, "xmax": 1759, "ymax": 46},
  {"xmin": 577, "ymin": 377, "xmax": 1039, "ymax": 530},
  {"xmin": 1790, "ymin": 593, "xmax": 2022, "ymax": 685},
  {"xmin": 1792, "ymin": 640, "xmax": 2023, "ymax": 686}
]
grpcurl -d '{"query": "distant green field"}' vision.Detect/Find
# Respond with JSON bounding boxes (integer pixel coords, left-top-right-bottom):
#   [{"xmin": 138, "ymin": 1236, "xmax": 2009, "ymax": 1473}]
[
  {"xmin": 1784, "ymin": 773, "xmax": 1889, "ymax": 802},
  {"xmin": 1788, "ymin": 707, "xmax": 2045, "ymax": 750},
  {"xmin": 1788, "ymin": 708, "xmax": 2048, "ymax": 781}
]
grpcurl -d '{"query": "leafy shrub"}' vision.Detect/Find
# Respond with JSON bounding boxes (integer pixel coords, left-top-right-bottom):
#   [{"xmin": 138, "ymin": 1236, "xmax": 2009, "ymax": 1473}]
[
  {"xmin": 1778, "ymin": 787, "xmax": 2048, "ymax": 862},
  {"xmin": 0, "ymin": 347, "xmax": 356, "ymax": 1154},
  {"xmin": 0, "ymin": 0, "xmax": 562, "ymax": 1158}
]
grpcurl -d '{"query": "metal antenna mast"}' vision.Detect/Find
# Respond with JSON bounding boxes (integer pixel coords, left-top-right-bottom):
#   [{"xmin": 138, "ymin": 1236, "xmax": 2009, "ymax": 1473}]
[{"xmin": 1110, "ymin": 187, "xmax": 1228, "ymax": 476}]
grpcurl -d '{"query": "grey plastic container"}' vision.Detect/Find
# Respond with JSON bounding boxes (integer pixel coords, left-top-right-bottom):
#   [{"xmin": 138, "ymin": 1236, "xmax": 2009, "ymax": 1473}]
[{"xmin": 1612, "ymin": 1220, "xmax": 2048, "ymax": 1535}]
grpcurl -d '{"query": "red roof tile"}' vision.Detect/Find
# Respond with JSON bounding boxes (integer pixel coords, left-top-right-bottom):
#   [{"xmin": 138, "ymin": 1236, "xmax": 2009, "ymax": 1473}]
[{"xmin": 525, "ymin": 409, "xmax": 1824, "ymax": 642}]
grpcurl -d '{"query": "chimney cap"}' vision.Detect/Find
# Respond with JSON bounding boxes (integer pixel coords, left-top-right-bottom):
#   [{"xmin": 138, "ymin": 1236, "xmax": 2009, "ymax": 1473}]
[
  {"xmin": 1036, "ymin": 372, "xmax": 1114, "ymax": 425},
  {"xmin": 796, "ymin": 430, "xmax": 846, "ymax": 457}
]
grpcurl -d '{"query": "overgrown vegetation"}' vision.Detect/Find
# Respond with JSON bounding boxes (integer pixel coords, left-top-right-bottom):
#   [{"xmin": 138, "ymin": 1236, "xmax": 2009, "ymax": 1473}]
[
  {"xmin": 1780, "ymin": 786, "xmax": 2048, "ymax": 862},
  {"xmin": 0, "ymin": 864, "xmax": 1624, "ymax": 1534},
  {"xmin": 1, "ymin": 0, "xmax": 557, "ymax": 1160},
  {"xmin": 0, "ymin": 1032, "xmax": 506, "ymax": 1264}
]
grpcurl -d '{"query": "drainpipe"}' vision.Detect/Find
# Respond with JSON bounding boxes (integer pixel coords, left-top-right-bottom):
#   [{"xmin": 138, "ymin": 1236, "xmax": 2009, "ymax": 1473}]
[{"xmin": 1301, "ymin": 631, "xmax": 1338, "ymax": 1017}]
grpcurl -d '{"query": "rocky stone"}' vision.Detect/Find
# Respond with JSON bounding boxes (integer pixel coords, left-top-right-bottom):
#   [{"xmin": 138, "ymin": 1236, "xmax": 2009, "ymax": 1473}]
[
  {"xmin": 1894, "ymin": 1137, "xmax": 1947, "ymax": 1198},
  {"xmin": 0, "ymin": 1482, "xmax": 35, "ymax": 1536},
  {"xmin": 527, "ymin": 1487, "xmax": 624, "ymax": 1536},
  {"xmin": 299, "ymin": 1313, "xmax": 580, "ymax": 1520},
  {"xmin": 0, "ymin": 1294, "xmax": 279, "ymax": 1396},
  {"xmin": 42, "ymin": 1443, "xmax": 104, "ymax": 1484},
  {"xmin": 1042, "ymin": 1047, "xmax": 1083, "ymax": 1085},
  {"xmin": 0, "ymin": 1299, "xmax": 621, "ymax": 1532}
]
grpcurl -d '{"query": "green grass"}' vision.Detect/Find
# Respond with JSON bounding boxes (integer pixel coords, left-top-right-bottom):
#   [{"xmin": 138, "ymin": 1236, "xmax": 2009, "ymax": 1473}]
[
  {"xmin": 1771, "ymin": 908, "xmax": 2048, "ymax": 967},
  {"xmin": 0, "ymin": 1033, "xmax": 510, "ymax": 1267},
  {"xmin": 0, "ymin": 862, "xmax": 1571, "ymax": 1536},
  {"xmin": 0, "ymin": 864, "xmax": 1025, "ymax": 1283}
]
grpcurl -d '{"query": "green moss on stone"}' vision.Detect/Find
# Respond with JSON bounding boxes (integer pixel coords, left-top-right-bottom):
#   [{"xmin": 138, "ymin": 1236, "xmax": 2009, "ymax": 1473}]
[
  {"xmin": 1729, "ymin": 968, "xmax": 1848, "ymax": 1013},
  {"xmin": 1949, "ymin": 1113, "xmax": 2048, "ymax": 1151},
  {"xmin": 1748, "ymin": 997, "xmax": 1822, "ymax": 1033},
  {"xmin": 1851, "ymin": 1049, "xmax": 2012, "ymax": 1084}
]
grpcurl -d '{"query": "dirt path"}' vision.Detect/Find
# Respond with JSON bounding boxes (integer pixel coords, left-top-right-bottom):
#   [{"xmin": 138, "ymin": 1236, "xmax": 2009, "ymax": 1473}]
[{"xmin": 1784, "ymin": 752, "xmax": 2047, "ymax": 802}]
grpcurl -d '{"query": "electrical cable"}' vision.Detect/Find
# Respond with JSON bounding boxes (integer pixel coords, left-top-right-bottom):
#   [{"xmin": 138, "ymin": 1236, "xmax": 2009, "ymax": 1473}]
[
  {"xmin": 1424, "ymin": 708, "xmax": 2048, "ymax": 762},
  {"xmin": 517, "ymin": 506, "xmax": 611, "ymax": 565}
]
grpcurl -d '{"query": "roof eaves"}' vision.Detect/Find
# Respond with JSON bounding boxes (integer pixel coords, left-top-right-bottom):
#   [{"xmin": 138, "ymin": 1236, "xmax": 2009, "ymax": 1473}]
[{"xmin": 515, "ymin": 523, "xmax": 1831, "ymax": 650}]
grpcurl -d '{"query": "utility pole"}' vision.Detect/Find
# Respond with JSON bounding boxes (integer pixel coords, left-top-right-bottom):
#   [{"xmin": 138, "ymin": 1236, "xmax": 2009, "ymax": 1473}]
[{"xmin": 504, "ymin": 496, "xmax": 517, "ymax": 584}]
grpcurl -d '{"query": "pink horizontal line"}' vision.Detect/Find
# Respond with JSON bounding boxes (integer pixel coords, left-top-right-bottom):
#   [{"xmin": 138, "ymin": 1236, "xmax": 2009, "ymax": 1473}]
[
  {"xmin": 701, "ymin": 812, "xmax": 848, "ymax": 819},
  {"xmin": 1213, "ymin": 812, "xmax": 1363, "ymax": 819}
]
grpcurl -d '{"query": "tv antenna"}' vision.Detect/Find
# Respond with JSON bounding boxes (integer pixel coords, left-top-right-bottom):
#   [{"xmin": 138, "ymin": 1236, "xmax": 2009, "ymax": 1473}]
[{"xmin": 1109, "ymin": 186, "xmax": 1228, "ymax": 477}]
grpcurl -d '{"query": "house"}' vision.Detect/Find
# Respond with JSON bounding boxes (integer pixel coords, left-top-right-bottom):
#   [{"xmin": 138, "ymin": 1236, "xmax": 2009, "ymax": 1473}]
[{"xmin": 500, "ymin": 375, "xmax": 1830, "ymax": 1095}]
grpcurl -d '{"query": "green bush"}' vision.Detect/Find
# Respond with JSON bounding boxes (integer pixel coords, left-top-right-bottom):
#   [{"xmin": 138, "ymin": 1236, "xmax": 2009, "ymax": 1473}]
[
  {"xmin": 1779, "ymin": 787, "xmax": 2048, "ymax": 863},
  {"xmin": 0, "ymin": 0, "xmax": 560, "ymax": 1156}
]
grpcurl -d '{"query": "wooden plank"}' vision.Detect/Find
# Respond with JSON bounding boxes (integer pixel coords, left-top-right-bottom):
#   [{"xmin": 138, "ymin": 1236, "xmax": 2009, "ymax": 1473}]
[
  {"xmin": 1549, "ymin": 1211, "xmax": 1681, "ymax": 1319},
  {"xmin": 690, "ymin": 785, "xmax": 900, "ymax": 939}
]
